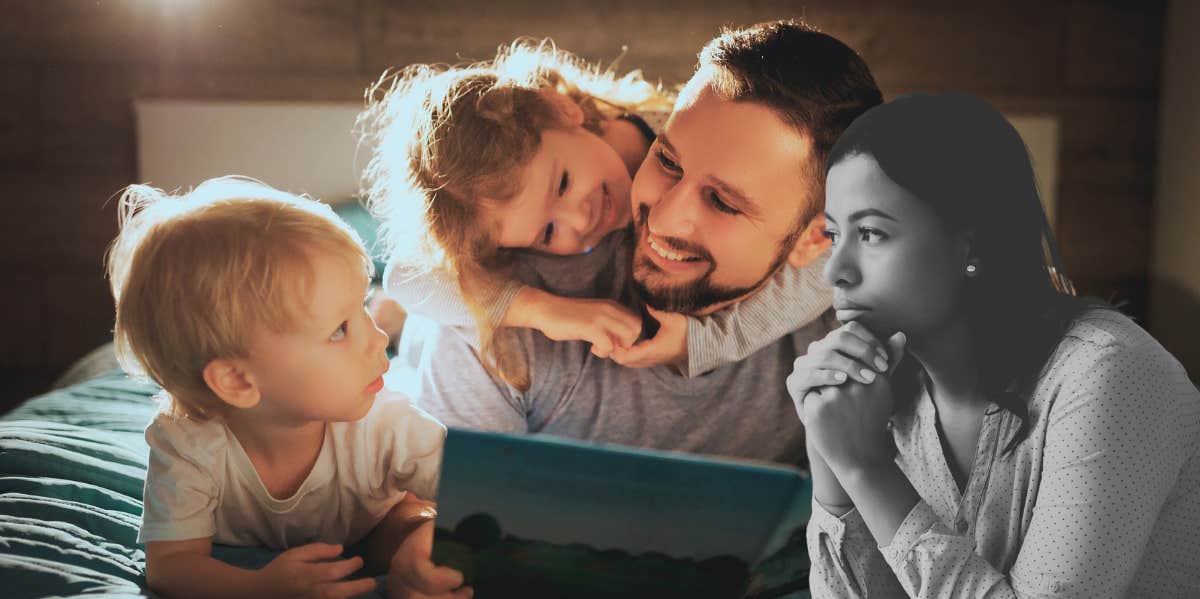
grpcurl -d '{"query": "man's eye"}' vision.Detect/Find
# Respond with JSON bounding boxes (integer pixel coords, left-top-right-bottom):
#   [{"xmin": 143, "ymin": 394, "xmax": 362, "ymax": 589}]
[
  {"xmin": 655, "ymin": 149, "xmax": 681, "ymax": 173},
  {"xmin": 707, "ymin": 191, "xmax": 741, "ymax": 215},
  {"xmin": 330, "ymin": 321, "xmax": 348, "ymax": 342},
  {"xmin": 558, "ymin": 171, "xmax": 570, "ymax": 196},
  {"xmin": 822, "ymin": 229, "xmax": 839, "ymax": 246},
  {"xmin": 858, "ymin": 227, "xmax": 887, "ymax": 243},
  {"xmin": 542, "ymin": 223, "xmax": 555, "ymax": 246}
]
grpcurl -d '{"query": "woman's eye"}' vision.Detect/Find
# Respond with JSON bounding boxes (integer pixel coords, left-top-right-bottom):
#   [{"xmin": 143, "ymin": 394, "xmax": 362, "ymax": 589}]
[
  {"xmin": 330, "ymin": 321, "xmax": 348, "ymax": 342},
  {"xmin": 822, "ymin": 229, "xmax": 839, "ymax": 246},
  {"xmin": 858, "ymin": 227, "xmax": 887, "ymax": 243},
  {"xmin": 708, "ymin": 191, "xmax": 741, "ymax": 215},
  {"xmin": 558, "ymin": 171, "xmax": 570, "ymax": 196},
  {"xmin": 655, "ymin": 149, "xmax": 681, "ymax": 173}
]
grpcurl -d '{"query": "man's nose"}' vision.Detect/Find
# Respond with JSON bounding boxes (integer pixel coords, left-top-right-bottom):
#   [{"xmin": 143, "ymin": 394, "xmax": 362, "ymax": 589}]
[{"xmin": 646, "ymin": 181, "xmax": 698, "ymax": 238}]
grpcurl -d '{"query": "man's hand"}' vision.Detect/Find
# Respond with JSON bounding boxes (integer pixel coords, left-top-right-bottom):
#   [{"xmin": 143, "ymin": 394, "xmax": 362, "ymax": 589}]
[
  {"xmin": 387, "ymin": 520, "xmax": 472, "ymax": 599},
  {"xmin": 610, "ymin": 307, "xmax": 687, "ymax": 369},
  {"xmin": 259, "ymin": 542, "xmax": 377, "ymax": 599}
]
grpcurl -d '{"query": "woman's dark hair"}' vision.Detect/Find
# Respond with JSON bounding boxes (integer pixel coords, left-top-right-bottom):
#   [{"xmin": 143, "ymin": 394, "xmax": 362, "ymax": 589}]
[{"xmin": 827, "ymin": 92, "xmax": 1101, "ymax": 453}]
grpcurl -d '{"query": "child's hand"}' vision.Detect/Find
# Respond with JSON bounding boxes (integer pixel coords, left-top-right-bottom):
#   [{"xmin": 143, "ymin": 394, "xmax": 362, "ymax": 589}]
[
  {"xmin": 611, "ymin": 307, "xmax": 687, "ymax": 369},
  {"xmin": 532, "ymin": 294, "xmax": 642, "ymax": 359},
  {"xmin": 388, "ymin": 520, "xmax": 472, "ymax": 599},
  {"xmin": 261, "ymin": 542, "xmax": 376, "ymax": 599}
]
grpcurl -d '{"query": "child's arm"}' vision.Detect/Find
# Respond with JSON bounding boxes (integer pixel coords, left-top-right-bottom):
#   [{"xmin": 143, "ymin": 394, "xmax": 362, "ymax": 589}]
[
  {"xmin": 145, "ymin": 538, "xmax": 376, "ymax": 599},
  {"xmin": 613, "ymin": 254, "xmax": 833, "ymax": 375},
  {"xmin": 386, "ymin": 265, "xmax": 642, "ymax": 357}
]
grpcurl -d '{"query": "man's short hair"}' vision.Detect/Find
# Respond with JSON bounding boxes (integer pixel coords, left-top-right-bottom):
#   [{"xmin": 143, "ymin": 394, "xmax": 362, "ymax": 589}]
[
  {"xmin": 107, "ymin": 177, "xmax": 371, "ymax": 420},
  {"xmin": 698, "ymin": 19, "xmax": 883, "ymax": 225}
]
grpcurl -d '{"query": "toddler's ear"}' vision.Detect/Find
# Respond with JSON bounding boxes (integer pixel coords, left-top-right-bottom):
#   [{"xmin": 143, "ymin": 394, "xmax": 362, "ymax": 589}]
[
  {"xmin": 787, "ymin": 213, "xmax": 832, "ymax": 269},
  {"xmin": 202, "ymin": 358, "xmax": 261, "ymax": 409},
  {"xmin": 537, "ymin": 87, "xmax": 585, "ymax": 127}
]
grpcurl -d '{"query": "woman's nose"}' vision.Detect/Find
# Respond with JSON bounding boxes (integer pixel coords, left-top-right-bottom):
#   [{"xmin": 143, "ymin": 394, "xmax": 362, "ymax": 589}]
[{"xmin": 824, "ymin": 242, "xmax": 861, "ymax": 288}]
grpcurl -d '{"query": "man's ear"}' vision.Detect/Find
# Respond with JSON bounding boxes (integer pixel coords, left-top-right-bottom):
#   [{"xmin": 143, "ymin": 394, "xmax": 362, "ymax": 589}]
[
  {"xmin": 202, "ymin": 358, "xmax": 261, "ymax": 410},
  {"xmin": 537, "ymin": 87, "xmax": 585, "ymax": 127},
  {"xmin": 787, "ymin": 213, "xmax": 832, "ymax": 269}
]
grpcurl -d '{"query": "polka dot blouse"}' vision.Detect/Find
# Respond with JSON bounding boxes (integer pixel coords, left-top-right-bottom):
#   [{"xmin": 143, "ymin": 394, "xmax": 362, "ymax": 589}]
[{"xmin": 806, "ymin": 308, "xmax": 1200, "ymax": 598}]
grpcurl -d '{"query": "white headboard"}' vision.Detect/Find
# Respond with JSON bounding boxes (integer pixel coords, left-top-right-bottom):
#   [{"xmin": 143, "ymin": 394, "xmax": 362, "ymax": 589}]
[
  {"xmin": 133, "ymin": 100, "xmax": 1059, "ymax": 226},
  {"xmin": 134, "ymin": 100, "xmax": 365, "ymax": 204}
]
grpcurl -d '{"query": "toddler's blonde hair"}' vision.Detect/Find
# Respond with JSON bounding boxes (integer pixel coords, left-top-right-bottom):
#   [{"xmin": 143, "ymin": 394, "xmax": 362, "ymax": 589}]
[
  {"xmin": 106, "ymin": 176, "xmax": 371, "ymax": 420},
  {"xmin": 359, "ymin": 39, "xmax": 673, "ymax": 390}
]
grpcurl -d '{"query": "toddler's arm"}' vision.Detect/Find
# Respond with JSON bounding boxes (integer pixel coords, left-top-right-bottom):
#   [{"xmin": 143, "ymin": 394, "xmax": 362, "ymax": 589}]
[
  {"xmin": 386, "ymin": 264, "xmax": 641, "ymax": 356},
  {"xmin": 145, "ymin": 538, "xmax": 375, "ymax": 599},
  {"xmin": 686, "ymin": 254, "xmax": 832, "ymax": 376}
]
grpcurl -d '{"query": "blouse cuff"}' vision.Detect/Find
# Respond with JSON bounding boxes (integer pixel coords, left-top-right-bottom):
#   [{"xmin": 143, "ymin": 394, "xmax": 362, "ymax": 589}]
[
  {"xmin": 810, "ymin": 499, "xmax": 877, "ymax": 553},
  {"xmin": 879, "ymin": 500, "xmax": 943, "ymax": 568}
]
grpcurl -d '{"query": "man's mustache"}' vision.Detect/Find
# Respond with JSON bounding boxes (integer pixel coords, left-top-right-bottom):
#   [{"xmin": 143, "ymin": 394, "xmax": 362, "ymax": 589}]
[{"xmin": 634, "ymin": 204, "xmax": 714, "ymax": 263}]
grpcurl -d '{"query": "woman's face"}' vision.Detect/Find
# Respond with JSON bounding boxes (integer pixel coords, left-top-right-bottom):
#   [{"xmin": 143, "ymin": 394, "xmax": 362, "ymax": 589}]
[
  {"xmin": 492, "ymin": 125, "xmax": 634, "ymax": 255},
  {"xmin": 822, "ymin": 153, "xmax": 971, "ymax": 339}
]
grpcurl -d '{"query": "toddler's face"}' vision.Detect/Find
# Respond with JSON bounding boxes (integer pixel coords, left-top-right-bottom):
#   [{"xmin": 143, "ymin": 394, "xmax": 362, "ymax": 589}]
[
  {"xmin": 493, "ymin": 125, "xmax": 633, "ymax": 255},
  {"xmin": 243, "ymin": 248, "xmax": 391, "ymax": 424}
]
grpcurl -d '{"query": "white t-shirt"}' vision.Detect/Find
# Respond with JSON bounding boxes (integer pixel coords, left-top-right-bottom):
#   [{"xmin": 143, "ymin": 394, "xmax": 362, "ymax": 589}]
[{"xmin": 137, "ymin": 391, "xmax": 445, "ymax": 549}]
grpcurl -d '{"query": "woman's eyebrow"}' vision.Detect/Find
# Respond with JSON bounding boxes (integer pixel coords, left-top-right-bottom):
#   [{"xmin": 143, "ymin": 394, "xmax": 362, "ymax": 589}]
[{"xmin": 847, "ymin": 208, "xmax": 898, "ymax": 223}]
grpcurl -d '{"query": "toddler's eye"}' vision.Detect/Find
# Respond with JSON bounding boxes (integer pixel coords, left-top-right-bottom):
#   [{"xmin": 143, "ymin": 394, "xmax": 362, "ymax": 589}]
[
  {"xmin": 330, "ymin": 321, "xmax": 348, "ymax": 342},
  {"xmin": 558, "ymin": 171, "xmax": 570, "ymax": 196}
]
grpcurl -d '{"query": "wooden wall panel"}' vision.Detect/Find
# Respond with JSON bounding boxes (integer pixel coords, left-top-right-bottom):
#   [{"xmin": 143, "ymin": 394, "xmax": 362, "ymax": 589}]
[{"xmin": 0, "ymin": 0, "xmax": 1172, "ymax": 407}]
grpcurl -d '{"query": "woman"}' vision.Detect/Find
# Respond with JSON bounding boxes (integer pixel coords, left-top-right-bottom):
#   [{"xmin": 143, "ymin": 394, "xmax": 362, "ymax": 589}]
[{"xmin": 788, "ymin": 92, "xmax": 1200, "ymax": 598}]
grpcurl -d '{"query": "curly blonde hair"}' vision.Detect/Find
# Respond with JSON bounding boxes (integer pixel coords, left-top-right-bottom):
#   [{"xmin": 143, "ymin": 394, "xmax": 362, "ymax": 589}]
[
  {"xmin": 107, "ymin": 177, "xmax": 370, "ymax": 420},
  {"xmin": 358, "ymin": 39, "xmax": 673, "ymax": 389}
]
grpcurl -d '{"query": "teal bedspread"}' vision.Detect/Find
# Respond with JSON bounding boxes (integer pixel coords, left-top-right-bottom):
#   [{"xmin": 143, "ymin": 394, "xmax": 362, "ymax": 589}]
[{"xmin": 0, "ymin": 371, "xmax": 280, "ymax": 598}]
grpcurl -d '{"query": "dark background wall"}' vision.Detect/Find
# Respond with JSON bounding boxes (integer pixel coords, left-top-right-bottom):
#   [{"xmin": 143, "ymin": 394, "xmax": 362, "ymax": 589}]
[{"xmin": 0, "ymin": 0, "xmax": 1171, "ymax": 411}]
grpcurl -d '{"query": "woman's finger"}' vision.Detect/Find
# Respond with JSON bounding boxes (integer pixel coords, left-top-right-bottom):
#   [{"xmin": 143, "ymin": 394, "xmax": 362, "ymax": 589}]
[
  {"xmin": 811, "ymin": 350, "xmax": 879, "ymax": 384},
  {"xmin": 827, "ymin": 325, "xmax": 889, "ymax": 371}
]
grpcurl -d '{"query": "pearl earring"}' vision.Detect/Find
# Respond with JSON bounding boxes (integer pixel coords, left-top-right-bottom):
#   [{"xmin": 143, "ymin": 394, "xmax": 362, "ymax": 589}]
[{"xmin": 966, "ymin": 264, "xmax": 978, "ymax": 275}]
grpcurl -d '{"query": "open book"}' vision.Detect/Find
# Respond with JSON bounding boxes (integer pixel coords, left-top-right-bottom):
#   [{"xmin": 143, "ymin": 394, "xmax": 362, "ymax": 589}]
[{"xmin": 432, "ymin": 428, "xmax": 812, "ymax": 598}]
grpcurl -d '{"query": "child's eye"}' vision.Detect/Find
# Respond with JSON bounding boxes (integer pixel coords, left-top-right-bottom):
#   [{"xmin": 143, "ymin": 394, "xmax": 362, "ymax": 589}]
[
  {"xmin": 558, "ymin": 171, "xmax": 570, "ymax": 196},
  {"xmin": 654, "ymin": 149, "xmax": 681, "ymax": 174},
  {"xmin": 707, "ymin": 191, "xmax": 741, "ymax": 216},
  {"xmin": 542, "ymin": 222, "xmax": 555, "ymax": 246},
  {"xmin": 330, "ymin": 321, "xmax": 348, "ymax": 342},
  {"xmin": 822, "ymin": 229, "xmax": 839, "ymax": 247},
  {"xmin": 858, "ymin": 227, "xmax": 887, "ymax": 243}
]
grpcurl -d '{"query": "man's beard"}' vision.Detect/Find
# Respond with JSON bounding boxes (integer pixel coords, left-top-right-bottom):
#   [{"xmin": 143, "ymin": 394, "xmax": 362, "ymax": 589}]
[{"xmin": 630, "ymin": 204, "xmax": 799, "ymax": 315}]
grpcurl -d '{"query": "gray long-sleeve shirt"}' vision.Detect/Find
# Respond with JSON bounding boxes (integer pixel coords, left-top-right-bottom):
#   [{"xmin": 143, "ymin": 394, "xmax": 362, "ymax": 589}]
[{"xmin": 392, "ymin": 226, "xmax": 837, "ymax": 465}]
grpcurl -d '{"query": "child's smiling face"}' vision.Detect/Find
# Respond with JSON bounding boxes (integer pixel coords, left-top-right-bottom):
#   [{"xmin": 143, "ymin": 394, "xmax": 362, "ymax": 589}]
[
  {"xmin": 492, "ymin": 124, "xmax": 634, "ymax": 256},
  {"xmin": 242, "ymin": 247, "xmax": 391, "ymax": 424},
  {"xmin": 822, "ymin": 153, "xmax": 972, "ymax": 340}
]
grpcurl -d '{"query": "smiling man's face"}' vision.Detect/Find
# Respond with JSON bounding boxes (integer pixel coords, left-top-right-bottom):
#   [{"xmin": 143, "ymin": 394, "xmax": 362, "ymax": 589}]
[{"xmin": 628, "ymin": 79, "xmax": 820, "ymax": 315}]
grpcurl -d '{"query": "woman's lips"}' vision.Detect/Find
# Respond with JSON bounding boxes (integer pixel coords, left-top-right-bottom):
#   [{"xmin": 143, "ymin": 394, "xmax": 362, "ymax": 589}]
[{"xmin": 833, "ymin": 301, "xmax": 870, "ymax": 323}]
